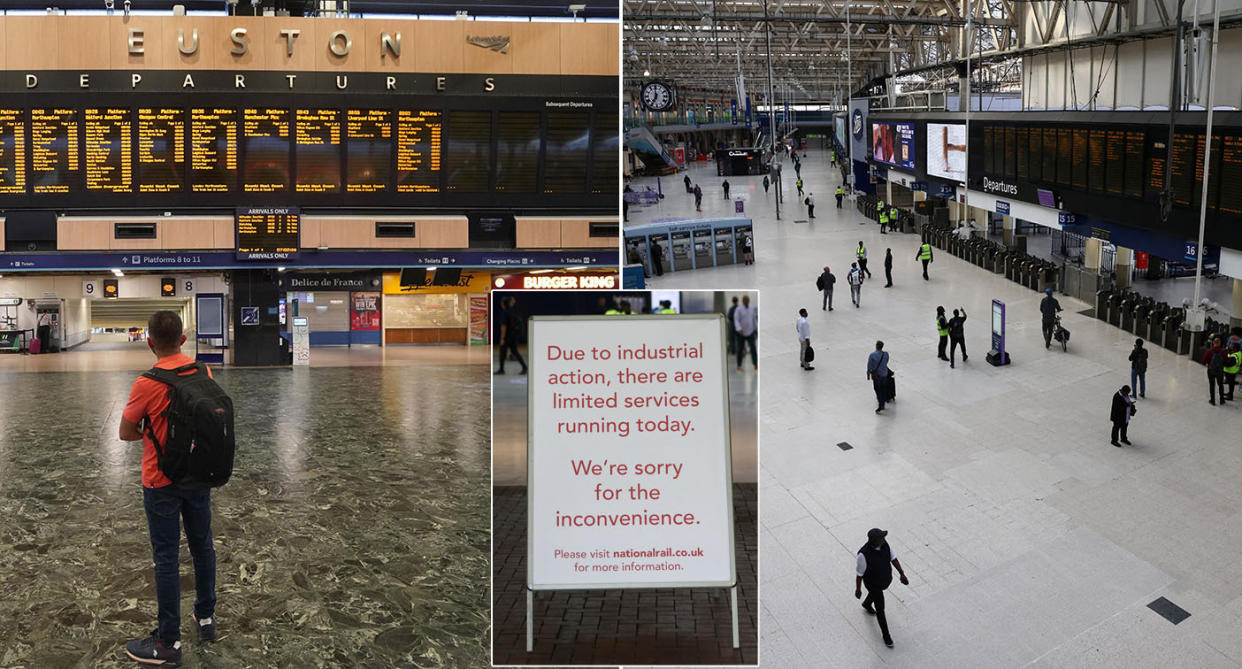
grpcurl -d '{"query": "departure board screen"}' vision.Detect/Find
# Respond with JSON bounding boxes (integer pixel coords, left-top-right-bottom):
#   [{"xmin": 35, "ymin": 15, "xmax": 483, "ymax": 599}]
[
  {"xmin": 1169, "ymin": 133, "xmax": 1196, "ymax": 206},
  {"xmin": 1087, "ymin": 129, "xmax": 1106, "ymax": 192},
  {"xmin": 1147, "ymin": 137, "xmax": 1167, "ymax": 196},
  {"xmin": 345, "ymin": 109, "xmax": 390, "ymax": 193},
  {"xmin": 1124, "ymin": 131, "xmax": 1145, "ymax": 198},
  {"xmin": 1071, "ymin": 129, "xmax": 1088, "ymax": 190},
  {"xmin": 1042, "ymin": 128, "xmax": 1057, "ymax": 182},
  {"xmin": 1028, "ymin": 127, "xmax": 1041, "ymax": 181},
  {"xmin": 1194, "ymin": 134, "xmax": 1221, "ymax": 209},
  {"xmin": 496, "ymin": 111, "xmax": 539, "ymax": 193},
  {"xmin": 294, "ymin": 108, "xmax": 341, "ymax": 193},
  {"xmin": 983, "ymin": 125, "xmax": 995, "ymax": 175},
  {"xmin": 545, "ymin": 111, "xmax": 590, "ymax": 193},
  {"xmin": 446, "ymin": 110, "xmax": 491, "ymax": 193},
  {"xmin": 592, "ymin": 111, "xmax": 619, "ymax": 194},
  {"xmin": 29, "ymin": 108, "xmax": 79, "ymax": 194},
  {"xmin": 1056, "ymin": 129, "xmax": 1071, "ymax": 186},
  {"xmin": 190, "ymin": 108, "xmax": 237, "ymax": 193},
  {"xmin": 236, "ymin": 207, "xmax": 299, "ymax": 258},
  {"xmin": 1220, "ymin": 135, "xmax": 1242, "ymax": 214},
  {"xmin": 1105, "ymin": 130, "xmax": 1125, "ymax": 195},
  {"xmin": 242, "ymin": 108, "xmax": 290, "ymax": 193},
  {"xmin": 1003, "ymin": 126, "xmax": 1016, "ymax": 179},
  {"xmin": 396, "ymin": 109, "xmax": 441, "ymax": 193},
  {"xmin": 1016, "ymin": 127, "xmax": 1029, "ymax": 180},
  {"xmin": 84, "ymin": 108, "xmax": 132, "ymax": 193},
  {"xmin": 137, "ymin": 107, "xmax": 184, "ymax": 193},
  {"xmin": 0, "ymin": 109, "xmax": 26, "ymax": 194}
]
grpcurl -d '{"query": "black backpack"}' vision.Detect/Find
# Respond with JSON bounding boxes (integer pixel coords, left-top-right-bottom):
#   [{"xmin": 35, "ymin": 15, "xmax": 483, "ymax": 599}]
[
  {"xmin": 816, "ymin": 275, "xmax": 824, "ymax": 290},
  {"xmin": 142, "ymin": 362, "xmax": 235, "ymax": 488},
  {"xmin": 1209, "ymin": 349, "xmax": 1226, "ymax": 374}
]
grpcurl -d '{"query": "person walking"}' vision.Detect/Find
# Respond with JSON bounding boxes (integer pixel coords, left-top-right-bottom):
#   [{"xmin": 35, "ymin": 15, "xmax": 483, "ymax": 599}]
[
  {"xmin": 495, "ymin": 296, "xmax": 528, "ymax": 374},
  {"xmin": 817, "ymin": 266, "xmax": 836, "ymax": 311},
  {"xmin": 651, "ymin": 240, "xmax": 665, "ymax": 277},
  {"xmin": 916, "ymin": 240, "xmax": 934, "ymax": 280},
  {"xmin": 855, "ymin": 528, "xmax": 909, "ymax": 648},
  {"xmin": 848, "ymin": 262, "xmax": 864, "ymax": 308},
  {"xmin": 947, "ymin": 307, "xmax": 968, "ymax": 368},
  {"xmin": 722, "ymin": 179, "xmax": 731, "ymax": 200},
  {"xmin": 1110, "ymin": 385, "xmax": 1136, "ymax": 447},
  {"xmin": 856, "ymin": 241, "xmax": 872, "ymax": 278},
  {"xmin": 118, "ymin": 311, "xmax": 224, "ymax": 666},
  {"xmin": 684, "ymin": 173, "xmax": 692, "ymax": 193},
  {"xmin": 867, "ymin": 341, "xmax": 891, "ymax": 413},
  {"xmin": 806, "ymin": 192, "xmax": 815, "ymax": 219},
  {"xmin": 694, "ymin": 184, "xmax": 703, "ymax": 211},
  {"xmin": 1223, "ymin": 342, "xmax": 1241, "ymax": 401},
  {"xmin": 883, "ymin": 248, "xmax": 893, "ymax": 287},
  {"xmin": 1129, "ymin": 338, "xmax": 1149, "ymax": 399},
  {"xmin": 935, "ymin": 306, "xmax": 950, "ymax": 361},
  {"xmin": 733, "ymin": 294, "xmax": 758, "ymax": 372},
  {"xmin": 1040, "ymin": 288, "xmax": 1062, "ymax": 348},
  {"xmin": 835, "ymin": 185, "xmax": 845, "ymax": 208},
  {"xmin": 763, "ymin": 174, "xmax": 770, "ymax": 193},
  {"xmin": 796, "ymin": 177, "xmax": 804, "ymax": 197},
  {"xmin": 797, "ymin": 308, "xmax": 814, "ymax": 371},
  {"xmin": 726, "ymin": 296, "xmax": 739, "ymax": 355},
  {"xmin": 1203, "ymin": 337, "xmax": 1228, "ymax": 405}
]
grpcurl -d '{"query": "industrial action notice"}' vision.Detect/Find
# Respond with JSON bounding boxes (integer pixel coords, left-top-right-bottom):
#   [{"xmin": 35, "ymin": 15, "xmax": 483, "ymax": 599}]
[{"xmin": 527, "ymin": 315, "xmax": 735, "ymax": 590}]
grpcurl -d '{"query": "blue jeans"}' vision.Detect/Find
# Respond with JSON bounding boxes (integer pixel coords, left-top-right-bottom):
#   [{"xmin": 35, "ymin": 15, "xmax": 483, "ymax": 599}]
[
  {"xmin": 1131, "ymin": 368, "xmax": 1146, "ymax": 397},
  {"xmin": 143, "ymin": 484, "xmax": 217, "ymax": 643}
]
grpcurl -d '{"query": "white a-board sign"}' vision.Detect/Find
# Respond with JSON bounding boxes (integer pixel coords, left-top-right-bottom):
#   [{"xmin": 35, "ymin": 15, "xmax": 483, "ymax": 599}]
[{"xmin": 524, "ymin": 314, "xmax": 738, "ymax": 649}]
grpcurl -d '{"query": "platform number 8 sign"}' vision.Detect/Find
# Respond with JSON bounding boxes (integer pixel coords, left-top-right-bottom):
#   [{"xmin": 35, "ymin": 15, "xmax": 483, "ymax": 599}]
[{"xmin": 183, "ymin": 279, "xmax": 196, "ymax": 294}]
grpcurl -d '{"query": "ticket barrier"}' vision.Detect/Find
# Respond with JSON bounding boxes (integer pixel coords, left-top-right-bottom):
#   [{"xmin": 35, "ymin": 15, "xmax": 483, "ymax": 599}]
[
  {"xmin": 1143, "ymin": 302, "xmax": 1169, "ymax": 342},
  {"xmin": 671, "ymin": 232, "xmax": 694, "ymax": 271},
  {"xmin": 1105, "ymin": 290, "xmax": 1126, "ymax": 326},
  {"xmin": 1129, "ymin": 297, "xmax": 1154, "ymax": 335},
  {"xmin": 1161, "ymin": 308, "xmax": 1186, "ymax": 353},
  {"xmin": 1035, "ymin": 262, "xmax": 1058, "ymax": 293},
  {"xmin": 1095, "ymin": 288, "xmax": 1114, "ymax": 322}
]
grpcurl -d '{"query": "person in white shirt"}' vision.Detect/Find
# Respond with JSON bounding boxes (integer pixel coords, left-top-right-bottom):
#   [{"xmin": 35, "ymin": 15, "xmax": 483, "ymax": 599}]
[
  {"xmin": 733, "ymin": 295, "xmax": 758, "ymax": 372},
  {"xmin": 796, "ymin": 308, "xmax": 813, "ymax": 371},
  {"xmin": 848, "ymin": 262, "xmax": 864, "ymax": 308}
]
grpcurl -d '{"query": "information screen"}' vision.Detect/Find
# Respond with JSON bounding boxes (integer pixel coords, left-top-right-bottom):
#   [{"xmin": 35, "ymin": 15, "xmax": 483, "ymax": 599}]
[
  {"xmin": 1003, "ymin": 126, "xmax": 1016, "ymax": 178},
  {"xmin": 591, "ymin": 112, "xmax": 619, "ymax": 194},
  {"xmin": 1016, "ymin": 126, "xmax": 1029, "ymax": 180},
  {"xmin": 242, "ymin": 108, "xmax": 290, "ymax": 193},
  {"xmin": 1105, "ymin": 130, "xmax": 1125, "ymax": 195},
  {"xmin": 1056, "ymin": 128, "xmax": 1072, "ymax": 186},
  {"xmin": 137, "ymin": 107, "xmax": 185, "ymax": 193},
  {"xmin": 29, "ymin": 108, "xmax": 79, "ymax": 194},
  {"xmin": 496, "ymin": 111, "xmax": 539, "ymax": 193},
  {"xmin": 84, "ymin": 107, "xmax": 132, "ymax": 193},
  {"xmin": 190, "ymin": 107, "xmax": 238, "ymax": 193},
  {"xmin": 1071, "ymin": 129, "xmax": 1087, "ymax": 190},
  {"xmin": 983, "ymin": 125, "xmax": 995, "ymax": 175},
  {"xmin": 236, "ymin": 207, "xmax": 299, "ymax": 257},
  {"xmin": 345, "ymin": 109, "xmax": 390, "ymax": 193},
  {"xmin": 294, "ymin": 108, "xmax": 341, "ymax": 193},
  {"xmin": 545, "ymin": 111, "xmax": 590, "ymax": 193},
  {"xmin": 0, "ymin": 109, "xmax": 26, "ymax": 194},
  {"xmin": 1028, "ymin": 127, "xmax": 1042, "ymax": 181},
  {"xmin": 446, "ymin": 110, "xmax": 491, "ymax": 193},
  {"xmin": 1087, "ymin": 129, "xmax": 1106, "ymax": 192},
  {"xmin": 1196, "ymin": 134, "xmax": 1221, "ymax": 210},
  {"xmin": 396, "ymin": 109, "xmax": 441, "ymax": 193},
  {"xmin": 1124, "ymin": 130, "xmax": 1145, "ymax": 198},
  {"xmin": 1170, "ymin": 133, "xmax": 1196, "ymax": 206},
  {"xmin": 1042, "ymin": 128, "xmax": 1057, "ymax": 182},
  {"xmin": 1220, "ymin": 135, "xmax": 1242, "ymax": 214}
]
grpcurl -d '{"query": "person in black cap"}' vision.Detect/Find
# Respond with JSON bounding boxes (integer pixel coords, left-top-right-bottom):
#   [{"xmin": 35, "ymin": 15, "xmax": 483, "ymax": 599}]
[{"xmin": 855, "ymin": 528, "xmax": 909, "ymax": 648}]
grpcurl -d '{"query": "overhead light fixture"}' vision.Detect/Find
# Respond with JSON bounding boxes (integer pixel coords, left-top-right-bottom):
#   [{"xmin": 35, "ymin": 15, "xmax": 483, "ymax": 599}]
[
  {"xmin": 277, "ymin": 267, "xmax": 286, "ymax": 272},
  {"xmin": 643, "ymin": 69, "xmax": 651, "ymax": 77},
  {"xmin": 111, "ymin": 269, "xmax": 124, "ymax": 277},
  {"xmin": 529, "ymin": 269, "xmax": 556, "ymax": 274}
]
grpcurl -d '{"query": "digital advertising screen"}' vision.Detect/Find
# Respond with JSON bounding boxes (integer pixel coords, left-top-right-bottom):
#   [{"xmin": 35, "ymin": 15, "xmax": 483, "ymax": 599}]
[
  {"xmin": 834, "ymin": 116, "xmax": 848, "ymax": 147},
  {"xmin": 872, "ymin": 121, "xmax": 915, "ymax": 170},
  {"xmin": 927, "ymin": 123, "xmax": 966, "ymax": 182}
]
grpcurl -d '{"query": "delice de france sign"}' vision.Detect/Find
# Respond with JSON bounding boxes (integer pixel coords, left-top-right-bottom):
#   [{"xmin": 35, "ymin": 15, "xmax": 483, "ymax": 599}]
[{"xmin": 527, "ymin": 314, "xmax": 736, "ymax": 590}]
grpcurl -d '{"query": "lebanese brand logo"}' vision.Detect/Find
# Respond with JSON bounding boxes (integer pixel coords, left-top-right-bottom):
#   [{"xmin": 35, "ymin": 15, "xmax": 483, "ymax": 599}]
[
  {"xmin": 982, "ymin": 177, "xmax": 1018, "ymax": 196},
  {"xmin": 467, "ymin": 35, "xmax": 510, "ymax": 54},
  {"xmin": 852, "ymin": 109, "xmax": 864, "ymax": 138}
]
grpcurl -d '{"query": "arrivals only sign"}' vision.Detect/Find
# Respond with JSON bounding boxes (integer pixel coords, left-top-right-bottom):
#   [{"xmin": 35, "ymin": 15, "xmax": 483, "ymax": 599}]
[{"xmin": 526, "ymin": 314, "xmax": 737, "ymax": 591}]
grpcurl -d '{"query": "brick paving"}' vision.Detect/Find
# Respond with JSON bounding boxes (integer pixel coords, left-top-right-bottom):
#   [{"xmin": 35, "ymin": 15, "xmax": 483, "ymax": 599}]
[{"xmin": 492, "ymin": 484, "xmax": 758, "ymax": 666}]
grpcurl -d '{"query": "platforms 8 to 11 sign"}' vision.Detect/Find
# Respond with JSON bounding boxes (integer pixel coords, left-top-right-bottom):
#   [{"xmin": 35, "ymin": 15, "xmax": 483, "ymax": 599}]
[{"xmin": 526, "ymin": 314, "xmax": 736, "ymax": 592}]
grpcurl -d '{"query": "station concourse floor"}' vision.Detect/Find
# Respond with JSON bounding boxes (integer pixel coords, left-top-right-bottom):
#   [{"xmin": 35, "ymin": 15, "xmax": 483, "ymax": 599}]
[
  {"xmin": 628, "ymin": 153, "xmax": 1242, "ymax": 667},
  {"xmin": 0, "ymin": 344, "xmax": 492, "ymax": 666}
]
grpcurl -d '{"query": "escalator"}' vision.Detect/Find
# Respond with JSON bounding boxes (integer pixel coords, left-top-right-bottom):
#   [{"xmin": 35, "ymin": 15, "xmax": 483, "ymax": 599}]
[{"xmin": 624, "ymin": 125, "xmax": 679, "ymax": 175}]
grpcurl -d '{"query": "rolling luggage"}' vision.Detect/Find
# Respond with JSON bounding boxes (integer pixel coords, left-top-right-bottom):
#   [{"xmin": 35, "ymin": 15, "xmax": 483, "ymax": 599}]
[
  {"xmin": 28, "ymin": 337, "xmax": 41, "ymax": 354},
  {"xmin": 886, "ymin": 370, "xmax": 896, "ymax": 402}
]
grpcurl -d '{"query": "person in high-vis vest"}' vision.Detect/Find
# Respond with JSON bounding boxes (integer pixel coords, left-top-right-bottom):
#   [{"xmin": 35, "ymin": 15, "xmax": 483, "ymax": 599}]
[
  {"xmin": 935, "ymin": 306, "xmax": 950, "ymax": 361},
  {"xmin": 835, "ymin": 185, "xmax": 845, "ymax": 208},
  {"xmin": 916, "ymin": 241, "xmax": 934, "ymax": 280},
  {"xmin": 658, "ymin": 300, "xmax": 677, "ymax": 314},
  {"xmin": 876, "ymin": 199, "xmax": 884, "ymax": 220},
  {"xmin": 889, "ymin": 205, "xmax": 900, "ymax": 232},
  {"xmin": 878, "ymin": 207, "xmax": 889, "ymax": 234},
  {"xmin": 1224, "ymin": 343, "xmax": 1242, "ymax": 401},
  {"xmin": 856, "ymin": 241, "xmax": 872, "ymax": 278}
]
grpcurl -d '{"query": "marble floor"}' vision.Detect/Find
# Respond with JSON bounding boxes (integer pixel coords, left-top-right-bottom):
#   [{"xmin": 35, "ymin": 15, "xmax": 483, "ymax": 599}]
[
  {"xmin": 0, "ymin": 364, "xmax": 491, "ymax": 667},
  {"xmin": 629, "ymin": 153, "xmax": 1242, "ymax": 668}
]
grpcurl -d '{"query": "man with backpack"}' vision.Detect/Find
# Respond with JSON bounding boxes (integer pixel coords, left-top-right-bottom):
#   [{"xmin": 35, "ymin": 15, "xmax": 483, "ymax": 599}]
[
  {"xmin": 1203, "ymin": 337, "xmax": 1228, "ymax": 405},
  {"xmin": 806, "ymin": 192, "xmax": 815, "ymax": 219},
  {"xmin": 817, "ymin": 266, "xmax": 836, "ymax": 311},
  {"xmin": 119, "ymin": 310, "xmax": 233, "ymax": 666},
  {"xmin": 848, "ymin": 262, "xmax": 864, "ymax": 308}
]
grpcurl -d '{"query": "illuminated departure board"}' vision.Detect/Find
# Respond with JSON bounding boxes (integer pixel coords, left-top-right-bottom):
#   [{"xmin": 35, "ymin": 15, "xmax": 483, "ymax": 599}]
[
  {"xmin": 545, "ymin": 111, "xmax": 590, "ymax": 193},
  {"xmin": 0, "ymin": 109, "xmax": 25, "ymax": 194},
  {"xmin": 1220, "ymin": 135, "xmax": 1242, "ymax": 214},
  {"xmin": 591, "ymin": 112, "xmax": 619, "ymax": 194},
  {"xmin": 243, "ymin": 108, "xmax": 290, "ymax": 193},
  {"xmin": 236, "ymin": 207, "xmax": 299, "ymax": 258},
  {"xmin": 30, "ymin": 108, "xmax": 79, "ymax": 194},
  {"xmin": 1124, "ymin": 131, "xmax": 1144, "ymax": 198},
  {"xmin": 1105, "ymin": 130, "xmax": 1125, "ymax": 195},
  {"xmin": 294, "ymin": 108, "xmax": 341, "ymax": 193},
  {"xmin": 85, "ymin": 108, "xmax": 133, "ymax": 193},
  {"xmin": 1056, "ymin": 129, "xmax": 1071, "ymax": 186},
  {"xmin": 1016, "ymin": 127, "xmax": 1029, "ymax": 180},
  {"xmin": 1087, "ymin": 129, "xmax": 1105, "ymax": 192},
  {"xmin": 446, "ymin": 110, "xmax": 491, "ymax": 193},
  {"xmin": 1070, "ymin": 129, "xmax": 1087, "ymax": 190},
  {"xmin": 137, "ymin": 108, "xmax": 185, "ymax": 193},
  {"xmin": 496, "ymin": 111, "xmax": 539, "ymax": 193},
  {"xmin": 396, "ymin": 110, "xmax": 441, "ymax": 193},
  {"xmin": 1169, "ymin": 133, "xmax": 1196, "ymax": 206},
  {"xmin": 346, "ymin": 109, "xmax": 390, "ymax": 193},
  {"xmin": 1194, "ymin": 135, "xmax": 1221, "ymax": 209},
  {"xmin": 190, "ymin": 108, "xmax": 237, "ymax": 192}
]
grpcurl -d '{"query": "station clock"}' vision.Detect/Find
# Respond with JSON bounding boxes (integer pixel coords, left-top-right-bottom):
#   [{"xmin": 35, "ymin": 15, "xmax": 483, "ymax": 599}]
[{"xmin": 641, "ymin": 81, "xmax": 675, "ymax": 112}]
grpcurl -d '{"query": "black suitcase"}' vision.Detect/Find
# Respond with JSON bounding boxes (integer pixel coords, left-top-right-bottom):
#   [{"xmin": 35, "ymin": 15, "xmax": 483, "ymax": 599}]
[{"xmin": 886, "ymin": 370, "xmax": 896, "ymax": 402}]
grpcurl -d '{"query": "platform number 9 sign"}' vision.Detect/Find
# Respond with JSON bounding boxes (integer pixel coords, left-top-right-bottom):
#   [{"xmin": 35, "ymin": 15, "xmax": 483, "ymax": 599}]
[{"xmin": 82, "ymin": 280, "xmax": 96, "ymax": 297}]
